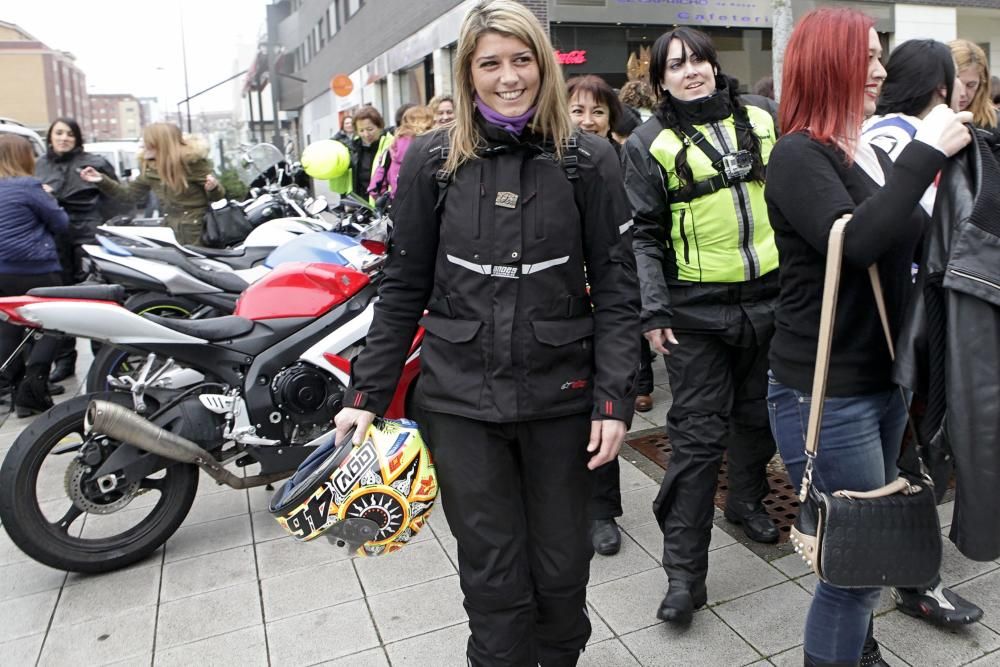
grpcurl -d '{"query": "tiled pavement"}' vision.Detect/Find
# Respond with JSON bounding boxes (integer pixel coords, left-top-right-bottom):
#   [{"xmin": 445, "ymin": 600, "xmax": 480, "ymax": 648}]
[{"xmin": 2, "ymin": 350, "xmax": 1000, "ymax": 666}]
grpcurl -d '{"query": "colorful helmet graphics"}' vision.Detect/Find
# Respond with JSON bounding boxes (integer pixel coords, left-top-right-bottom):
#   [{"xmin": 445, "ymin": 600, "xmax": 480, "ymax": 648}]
[
  {"xmin": 269, "ymin": 418, "xmax": 437, "ymax": 557},
  {"xmin": 300, "ymin": 139, "xmax": 351, "ymax": 180}
]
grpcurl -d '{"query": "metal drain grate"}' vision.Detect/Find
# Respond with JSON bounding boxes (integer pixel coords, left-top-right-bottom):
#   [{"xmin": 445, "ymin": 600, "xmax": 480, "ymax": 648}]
[{"xmin": 627, "ymin": 431, "xmax": 800, "ymax": 542}]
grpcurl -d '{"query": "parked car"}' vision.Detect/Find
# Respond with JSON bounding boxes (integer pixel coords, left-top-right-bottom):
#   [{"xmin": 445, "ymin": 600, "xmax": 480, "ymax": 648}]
[{"xmin": 0, "ymin": 117, "xmax": 46, "ymax": 156}]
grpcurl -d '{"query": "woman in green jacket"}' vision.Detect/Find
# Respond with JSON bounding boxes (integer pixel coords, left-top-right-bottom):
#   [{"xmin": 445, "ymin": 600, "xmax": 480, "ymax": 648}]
[{"xmin": 80, "ymin": 122, "xmax": 224, "ymax": 245}]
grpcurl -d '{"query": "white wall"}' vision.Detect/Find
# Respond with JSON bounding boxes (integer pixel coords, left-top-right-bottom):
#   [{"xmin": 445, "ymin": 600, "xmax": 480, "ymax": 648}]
[
  {"xmin": 957, "ymin": 10, "xmax": 1000, "ymax": 71},
  {"xmin": 891, "ymin": 5, "xmax": 957, "ymax": 49}
]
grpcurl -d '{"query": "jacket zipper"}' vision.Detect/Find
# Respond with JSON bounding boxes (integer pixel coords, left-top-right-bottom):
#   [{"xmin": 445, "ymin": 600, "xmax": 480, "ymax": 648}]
[
  {"xmin": 678, "ymin": 209, "xmax": 690, "ymax": 264},
  {"xmin": 949, "ymin": 268, "xmax": 1000, "ymax": 292}
]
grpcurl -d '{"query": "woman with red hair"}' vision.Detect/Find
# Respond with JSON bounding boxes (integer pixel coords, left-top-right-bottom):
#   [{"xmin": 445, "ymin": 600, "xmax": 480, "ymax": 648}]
[{"xmin": 765, "ymin": 8, "xmax": 971, "ymax": 665}]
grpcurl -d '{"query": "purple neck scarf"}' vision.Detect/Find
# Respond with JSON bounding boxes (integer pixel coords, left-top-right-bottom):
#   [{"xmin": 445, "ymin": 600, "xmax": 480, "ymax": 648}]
[{"xmin": 475, "ymin": 94, "xmax": 536, "ymax": 135}]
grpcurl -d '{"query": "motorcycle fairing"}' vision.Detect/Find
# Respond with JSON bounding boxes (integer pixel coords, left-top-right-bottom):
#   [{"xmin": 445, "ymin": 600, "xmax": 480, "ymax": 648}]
[{"xmin": 4, "ymin": 300, "xmax": 206, "ymax": 345}]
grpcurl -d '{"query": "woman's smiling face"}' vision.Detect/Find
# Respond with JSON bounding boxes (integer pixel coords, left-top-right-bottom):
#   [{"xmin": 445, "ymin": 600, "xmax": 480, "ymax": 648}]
[{"xmin": 471, "ymin": 32, "xmax": 540, "ymax": 117}]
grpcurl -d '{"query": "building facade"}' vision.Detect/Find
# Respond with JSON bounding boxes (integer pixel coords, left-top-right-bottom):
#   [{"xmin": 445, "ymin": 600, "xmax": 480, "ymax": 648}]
[
  {"xmin": 266, "ymin": 0, "xmax": 1000, "ymax": 185},
  {"xmin": 0, "ymin": 21, "xmax": 89, "ymax": 134},
  {"xmin": 89, "ymin": 94, "xmax": 144, "ymax": 141}
]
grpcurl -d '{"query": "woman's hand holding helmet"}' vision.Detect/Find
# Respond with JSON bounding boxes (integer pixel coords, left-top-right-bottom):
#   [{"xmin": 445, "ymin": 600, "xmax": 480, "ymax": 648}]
[
  {"xmin": 915, "ymin": 105, "xmax": 974, "ymax": 157},
  {"xmin": 204, "ymin": 174, "xmax": 220, "ymax": 191},
  {"xmin": 334, "ymin": 406, "xmax": 376, "ymax": 446}
]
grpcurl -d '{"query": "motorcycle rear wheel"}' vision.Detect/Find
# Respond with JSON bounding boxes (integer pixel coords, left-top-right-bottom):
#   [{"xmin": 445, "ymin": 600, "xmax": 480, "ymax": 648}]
[{"xmin": 0, "ymin": 392, "xmax": 199, "ymax": 573}]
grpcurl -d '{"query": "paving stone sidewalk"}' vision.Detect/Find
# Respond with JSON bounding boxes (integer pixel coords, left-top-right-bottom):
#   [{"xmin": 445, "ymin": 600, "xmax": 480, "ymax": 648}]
[{"xmin": 2, "ymin": 352, "xmax": 1000, "ymax": 666}]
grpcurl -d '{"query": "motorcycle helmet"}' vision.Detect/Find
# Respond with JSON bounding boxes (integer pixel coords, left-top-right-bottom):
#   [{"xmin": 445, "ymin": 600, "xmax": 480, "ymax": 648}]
[
  {"xmin": 269, "ymin": 418, "xmax": 438, "ymax": 557},
  {"xmin": 300, "ymin": 139, "xmax": 351, "ymax": 180}
]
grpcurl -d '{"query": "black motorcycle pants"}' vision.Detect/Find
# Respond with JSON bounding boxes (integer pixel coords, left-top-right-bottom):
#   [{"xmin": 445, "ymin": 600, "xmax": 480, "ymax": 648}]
[
  {"xmin": 652, "ymin": 309, "xmax": 776, "ymax": 584},
  {"xmin": 0, "ymin": 272, "xmax": 63, "ymax": 382},
  {"xmin": 421, "ymin": 410, "xmax": 594, "ymax": 667}
]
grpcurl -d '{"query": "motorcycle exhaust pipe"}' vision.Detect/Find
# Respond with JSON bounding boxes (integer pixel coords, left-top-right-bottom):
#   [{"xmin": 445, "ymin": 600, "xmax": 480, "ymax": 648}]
[{"xmin": 85, "ymin": 400, "xmax": 285, "ymax": 490}]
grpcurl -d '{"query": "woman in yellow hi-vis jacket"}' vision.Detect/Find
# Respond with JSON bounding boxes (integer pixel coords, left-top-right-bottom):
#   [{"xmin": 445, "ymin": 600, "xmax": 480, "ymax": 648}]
[{"xmin": 621, "ymin": 26, "xmax": 780, "ymax": 625}]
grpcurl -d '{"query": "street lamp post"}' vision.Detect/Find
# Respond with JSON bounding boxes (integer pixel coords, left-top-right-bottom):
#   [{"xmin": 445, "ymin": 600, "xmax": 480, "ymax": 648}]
[{"xmin": 179, "ymin": 4, "xmax": 192, "ymax": 133}]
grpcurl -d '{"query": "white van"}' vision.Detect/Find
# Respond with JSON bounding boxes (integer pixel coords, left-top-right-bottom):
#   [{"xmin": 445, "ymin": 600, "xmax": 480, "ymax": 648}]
[{"xmin": 84, "ymin": 141, "xmax": 143, "ymax": 180}]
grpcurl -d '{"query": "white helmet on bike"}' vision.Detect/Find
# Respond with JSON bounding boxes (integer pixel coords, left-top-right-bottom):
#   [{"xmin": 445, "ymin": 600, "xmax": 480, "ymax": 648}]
[{"xmin": 269, "ymin": 418, "xmax": 438, "ymax": 557}]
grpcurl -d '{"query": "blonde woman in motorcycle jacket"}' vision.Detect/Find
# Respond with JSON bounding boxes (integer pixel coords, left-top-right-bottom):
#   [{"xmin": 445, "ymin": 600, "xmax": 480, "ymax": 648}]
[{"xmin": 334, "ymin": 2, "xmax": 640, "ymax": 664}]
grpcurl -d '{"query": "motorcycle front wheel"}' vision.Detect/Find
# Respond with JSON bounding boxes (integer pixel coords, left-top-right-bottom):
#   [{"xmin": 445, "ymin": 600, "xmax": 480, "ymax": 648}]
[{"xmin": 0, "ymin": 392, "xmax": 199, "ymax": 573}]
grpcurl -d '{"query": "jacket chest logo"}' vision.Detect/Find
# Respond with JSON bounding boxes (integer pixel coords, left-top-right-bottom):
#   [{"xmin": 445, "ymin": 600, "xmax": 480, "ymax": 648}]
[
  {"xmin": 491, "ymin": 265, "xmax": 519, "ymax": 279},
  {"xmin": 495, "ymin": 192, "xmax": 518, "ymax": 209}
]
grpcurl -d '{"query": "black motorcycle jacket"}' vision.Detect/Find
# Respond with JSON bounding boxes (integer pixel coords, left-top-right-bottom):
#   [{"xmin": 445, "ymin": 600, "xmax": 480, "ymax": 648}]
[
  {"xmin": 894, "ymin": 132, "xmax": 1000, "ymax": 561},
  {"xmin": 35, "ymin": 149, "xmax": 118, "ymax": 243},
  {"xmin": 343, "ymin": 119, "xmax": 641, "ymax": 425}
]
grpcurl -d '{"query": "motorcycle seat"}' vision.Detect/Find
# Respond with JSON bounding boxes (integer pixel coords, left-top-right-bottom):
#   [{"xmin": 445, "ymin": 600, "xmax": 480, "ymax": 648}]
[
  {"xmin": 27, "ymin": 284, "xmax": 127, "ymax": 303},
  {"xmin": 185, "ymin": 245, "xmax": 245, "ymax": 258},
  {"xmin": 127, "ymin": 246, "xmax": 250, "ymax": 293},
  {"xmin": 143, "ymin": 313, "xmax": 255, "ymax": 341},
  {"xmin": 199, "ymin": 247, "xmax": 272, "ymax": 271},
  {"xmin": 182, "ymin": 265, "xmax": 250, "ymax": 294}
]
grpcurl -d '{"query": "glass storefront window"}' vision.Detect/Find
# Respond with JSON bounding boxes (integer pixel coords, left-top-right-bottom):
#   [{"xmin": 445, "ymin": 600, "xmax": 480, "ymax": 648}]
[{"xmin": 553, "ymin": 25, "xmax": 774, "ymax": 94}]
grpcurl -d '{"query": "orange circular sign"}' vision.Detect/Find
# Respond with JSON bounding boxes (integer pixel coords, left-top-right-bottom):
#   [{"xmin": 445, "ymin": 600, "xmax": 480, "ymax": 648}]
[{"xmin": 331, "ymin": 74, "xmax": 354, "ymax": 97}]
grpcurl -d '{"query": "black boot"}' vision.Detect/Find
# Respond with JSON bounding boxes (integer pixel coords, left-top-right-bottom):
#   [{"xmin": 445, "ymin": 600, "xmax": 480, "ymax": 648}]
[
  {"xmin": 48, "ymin": 353, "xmax": 76, "ymax": 383},
  {"xmin": 724, "ymin": 500, "xmax": 779, "ymax": 544},
  {"xmin": 656, "ymin": 579, "xmax": 707, "ymax": 625},
  {"xmin": 14, "ymin": 364, "xmax": 54, "ymax": 418},
  {"xmin": 861, "ymin": 636, "xmax": 890, "ymax": 666},
  {"xmin": 590, "ymin": 518, "xmax": 621, "ymax": 556},
  {"xmin": 803, "ymin": 652, "xmax": 863, "ymax": 667}
]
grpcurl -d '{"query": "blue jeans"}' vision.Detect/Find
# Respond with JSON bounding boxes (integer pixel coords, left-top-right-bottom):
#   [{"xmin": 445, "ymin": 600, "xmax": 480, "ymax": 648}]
[{"xmin": 767, "ymin": 371, "xmax": 908, "ymax": 664}]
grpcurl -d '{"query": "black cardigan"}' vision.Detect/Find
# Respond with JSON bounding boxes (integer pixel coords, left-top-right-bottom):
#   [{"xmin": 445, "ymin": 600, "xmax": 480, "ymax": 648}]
[{"xmin": 764, "ymin": 132, "xmax": 944, "ymax": 396}]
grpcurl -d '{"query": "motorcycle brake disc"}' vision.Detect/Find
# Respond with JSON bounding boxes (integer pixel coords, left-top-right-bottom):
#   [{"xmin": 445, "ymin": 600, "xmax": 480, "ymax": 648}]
[{"xmin": 63, "ymin": 459, "xmax": 142, "ymax": 515}]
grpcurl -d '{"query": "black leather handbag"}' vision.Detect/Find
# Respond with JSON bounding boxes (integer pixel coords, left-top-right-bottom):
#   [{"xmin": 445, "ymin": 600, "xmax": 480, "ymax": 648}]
[
  {"xmin": 202, "ymin": 201, "xmax": 253, "ymax": 248},
  {"xmin": 789, "ymin": 215, "xmax": 942, "ymax": 588}
]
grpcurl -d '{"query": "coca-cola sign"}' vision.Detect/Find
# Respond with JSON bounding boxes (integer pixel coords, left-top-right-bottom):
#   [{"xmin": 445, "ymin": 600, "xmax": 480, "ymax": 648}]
[{"xmin": 555, "ymin": 49, "xmax": 587, "ymax": 65}]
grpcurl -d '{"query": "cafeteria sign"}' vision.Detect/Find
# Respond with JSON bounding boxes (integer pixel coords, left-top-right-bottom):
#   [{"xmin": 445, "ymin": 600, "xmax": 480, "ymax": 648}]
[{"xmin": 614, "ymin": 0, "xmax": 771, "ymax": 27}]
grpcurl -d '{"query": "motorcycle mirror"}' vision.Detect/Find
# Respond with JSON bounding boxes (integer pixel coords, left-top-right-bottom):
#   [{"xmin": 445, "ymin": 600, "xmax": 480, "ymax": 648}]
[{"xmin": 306, "ymin": 197, "xmax": 329, "ymax": 216}]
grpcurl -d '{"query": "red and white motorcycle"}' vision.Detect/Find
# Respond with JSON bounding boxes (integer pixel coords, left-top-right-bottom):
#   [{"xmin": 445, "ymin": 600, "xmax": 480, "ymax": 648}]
[{"xmin": 0, "ymin": 261, "xmax": 422, "ymax": 573}]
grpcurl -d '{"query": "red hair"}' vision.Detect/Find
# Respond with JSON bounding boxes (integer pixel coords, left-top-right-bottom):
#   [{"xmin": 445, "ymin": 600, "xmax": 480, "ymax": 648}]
[{"xmin": 780, "ymin": 8, "xmax": 875, "ymax": 153}]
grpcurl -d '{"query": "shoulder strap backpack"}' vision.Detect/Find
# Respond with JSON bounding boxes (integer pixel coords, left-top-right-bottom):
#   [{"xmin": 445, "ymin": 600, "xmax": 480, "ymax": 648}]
[{"xmin": 431, "ymin": 133, "xmax": 584, "ymax": 214}]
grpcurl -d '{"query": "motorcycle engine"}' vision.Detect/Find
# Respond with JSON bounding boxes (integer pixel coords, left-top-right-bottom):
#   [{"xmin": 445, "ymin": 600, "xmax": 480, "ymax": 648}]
[{"xmin": 270, "ymin": 363, "xmax": 342, "ymax": 430}]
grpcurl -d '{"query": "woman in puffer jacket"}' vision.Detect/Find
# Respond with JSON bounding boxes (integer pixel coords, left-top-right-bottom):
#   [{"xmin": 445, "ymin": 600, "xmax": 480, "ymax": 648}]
[
  {"xmin": 0, "ymin": 135, "xmax": 70, "ymax": 416},
  {"xmin": 81, "ymin": 123, "xmax": 223, "ymax": 246}
]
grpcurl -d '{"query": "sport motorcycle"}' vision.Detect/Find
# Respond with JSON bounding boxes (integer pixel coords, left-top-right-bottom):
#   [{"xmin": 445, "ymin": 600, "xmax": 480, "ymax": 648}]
[{"xmin": 0, "ymin": 261, "xmax": 422, "ymax": 573}]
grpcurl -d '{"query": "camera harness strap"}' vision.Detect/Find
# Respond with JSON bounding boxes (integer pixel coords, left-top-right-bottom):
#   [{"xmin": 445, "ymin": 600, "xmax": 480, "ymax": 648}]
[{"xmin": 670, "ymin": 106, "xmax": 754, "ymax": 204}]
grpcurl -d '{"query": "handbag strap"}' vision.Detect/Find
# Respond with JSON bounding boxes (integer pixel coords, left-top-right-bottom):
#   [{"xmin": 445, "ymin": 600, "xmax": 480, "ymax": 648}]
[{"xmin": 798, "ymin": 214, "xmax": 917, "ymax": 501}]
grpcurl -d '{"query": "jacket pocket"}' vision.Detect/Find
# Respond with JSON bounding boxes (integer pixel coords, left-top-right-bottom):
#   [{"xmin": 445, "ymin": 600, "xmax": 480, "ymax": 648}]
[
  {"xmin": 525, "ymin": 316, "xmax": 595, "ymax": 408},
  {"xmin": 531, "ymin": 317, "xmax": 594, "ymax": 346},
  {"xmin": 419, "ymin": 314, "xmax": 481, "ymax": 343},
  {"xmin": 417, "ymin": 314, "xmax": 485, "ymax": 409}
]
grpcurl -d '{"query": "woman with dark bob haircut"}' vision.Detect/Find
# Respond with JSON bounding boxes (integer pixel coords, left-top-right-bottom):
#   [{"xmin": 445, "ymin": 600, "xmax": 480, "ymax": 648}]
[
  {"xmin": 766, "ymin": 8, "xmax": 971, "ymax": 665},
  {"xmin": 622, "ymin": 25, "xmax": 782, "ymax": 624},
  {"xmin": 565, "ymin": 73, "xmax": 640, "ymax": 559}
]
